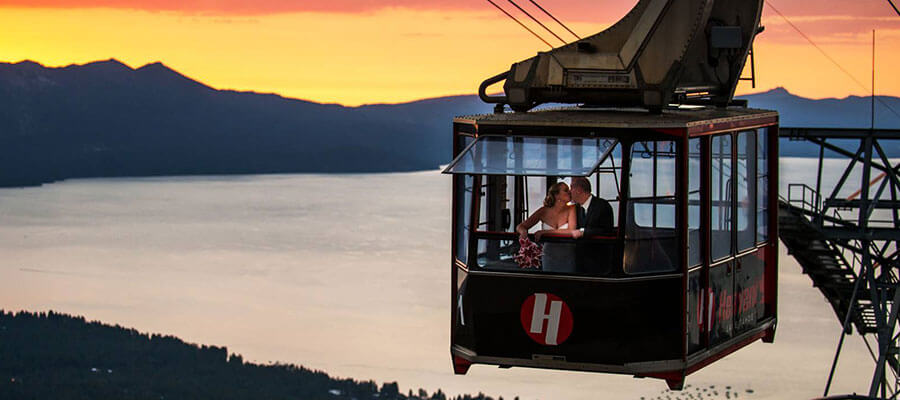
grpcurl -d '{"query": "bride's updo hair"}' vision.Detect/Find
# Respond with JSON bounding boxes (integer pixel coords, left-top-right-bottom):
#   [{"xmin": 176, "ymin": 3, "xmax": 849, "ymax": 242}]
[{"xmin": 543, "ymin": 182, "xmax": 568, "ymax": 208}]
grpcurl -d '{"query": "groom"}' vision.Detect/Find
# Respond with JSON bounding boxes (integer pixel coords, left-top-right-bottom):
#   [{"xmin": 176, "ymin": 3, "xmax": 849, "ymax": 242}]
[{"xmin": 570, "ymin": 177, "xmax": 615, "ymax": 275}]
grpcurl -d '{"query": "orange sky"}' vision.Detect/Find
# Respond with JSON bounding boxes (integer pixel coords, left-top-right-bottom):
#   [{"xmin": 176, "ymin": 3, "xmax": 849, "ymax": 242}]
[{"xmin": 0, "ymin": 1, "xmax": 897, "ymax": 106}]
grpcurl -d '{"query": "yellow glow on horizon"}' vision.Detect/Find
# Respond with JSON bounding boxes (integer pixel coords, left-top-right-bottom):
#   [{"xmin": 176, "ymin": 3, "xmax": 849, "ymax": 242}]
[
  {"xmin": 0, "ymin": 7, "xmax": 605, "ymax": 105},
  {"xmin": 0, "ymin": 7, "xmax": 897, "ymax": 106}
]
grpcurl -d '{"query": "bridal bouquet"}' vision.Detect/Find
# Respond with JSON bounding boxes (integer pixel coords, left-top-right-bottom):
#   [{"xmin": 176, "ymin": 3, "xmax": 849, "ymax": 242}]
[{"xmin": 515, "ymin": 237, "xmax": 542, "ymax": 269}]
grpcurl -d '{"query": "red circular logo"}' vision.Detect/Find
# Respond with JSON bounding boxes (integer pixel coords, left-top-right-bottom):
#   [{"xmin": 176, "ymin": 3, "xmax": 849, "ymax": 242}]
[{"xmin": 520, "ymin": 293, "xmax": 574, "ymax": 346}]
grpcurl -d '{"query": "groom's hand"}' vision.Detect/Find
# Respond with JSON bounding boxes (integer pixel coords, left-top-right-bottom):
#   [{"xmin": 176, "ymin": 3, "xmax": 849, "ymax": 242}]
[{"xmin": 572, "ymin": 230, "xmax": 584, "ymax": 239}]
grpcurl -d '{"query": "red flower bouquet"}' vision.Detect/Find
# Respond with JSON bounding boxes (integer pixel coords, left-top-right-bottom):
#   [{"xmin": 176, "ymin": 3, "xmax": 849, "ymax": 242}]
[{"xmin": 515, "ymin": 237, "xmax": 543, "ymax": 269}]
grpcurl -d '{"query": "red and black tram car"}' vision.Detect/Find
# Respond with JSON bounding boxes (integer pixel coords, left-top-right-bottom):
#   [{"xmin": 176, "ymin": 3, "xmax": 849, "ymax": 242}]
[{"xmin": 444, "ymin": 107, "xmax": 779, "ymax": 389}]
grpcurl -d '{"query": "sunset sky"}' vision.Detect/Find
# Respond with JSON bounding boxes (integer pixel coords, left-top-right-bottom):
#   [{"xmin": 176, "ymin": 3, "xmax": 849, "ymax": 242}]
[{"xmin": 0, "ymin": 0, "xmax": 897, "ymax": 106}]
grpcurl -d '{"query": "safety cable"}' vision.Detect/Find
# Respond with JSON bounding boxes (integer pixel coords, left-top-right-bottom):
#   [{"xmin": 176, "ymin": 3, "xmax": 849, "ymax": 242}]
[
  {"xmin": 506, "ymin": 0, "xmax": 567, "ymax": 44},
  {"xmin": 485, "ymin": 0, "xmax": 554, "ymax": 48},
  {"xmin": 765, "ymin": 2, "xmax": 868, "ymax": 92},
  {"xmin": 527, "ymin": 0, "xmax": 581, "ymax": 40},
  {"xmin": 887, "ymin": 0, "xmax": 900, "ymax": 17}
]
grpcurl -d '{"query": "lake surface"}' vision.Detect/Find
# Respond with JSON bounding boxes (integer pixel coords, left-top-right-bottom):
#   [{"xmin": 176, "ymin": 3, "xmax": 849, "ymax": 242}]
[{"xmin": 0, "ymin": 159, "xmax": 879, "ymax": 399}]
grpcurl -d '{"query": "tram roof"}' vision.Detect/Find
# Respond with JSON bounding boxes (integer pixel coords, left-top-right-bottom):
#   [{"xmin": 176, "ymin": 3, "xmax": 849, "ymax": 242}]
[{"xmin": 454, "ymin": 106, "xmax": 778, "ymax": 131}]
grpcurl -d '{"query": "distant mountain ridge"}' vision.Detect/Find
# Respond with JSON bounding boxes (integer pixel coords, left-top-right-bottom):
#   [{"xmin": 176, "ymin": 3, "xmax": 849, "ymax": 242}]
[
  {"xmin": 0, "ymin": 59, "xmax": 897, "ymax": 187},
  {"xmin": 0, "ymin": 59, "xmax": 492, "ymax": 186},
  {"xmin": 738, "ymin": 87, "xmax": 900, "ymax": 129}
]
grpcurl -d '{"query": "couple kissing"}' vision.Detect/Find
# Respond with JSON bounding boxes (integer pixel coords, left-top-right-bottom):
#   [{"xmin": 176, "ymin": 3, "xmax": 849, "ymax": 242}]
[{"xmin": 515, "ymin": 177, "xmax": 614, "ymax": 274}]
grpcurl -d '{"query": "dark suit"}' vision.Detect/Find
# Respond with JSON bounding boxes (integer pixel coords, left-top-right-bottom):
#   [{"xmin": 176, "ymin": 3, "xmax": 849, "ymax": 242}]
[{"xmin": 576, "ymin": 195, "xmax": 615, "ymax": 275}]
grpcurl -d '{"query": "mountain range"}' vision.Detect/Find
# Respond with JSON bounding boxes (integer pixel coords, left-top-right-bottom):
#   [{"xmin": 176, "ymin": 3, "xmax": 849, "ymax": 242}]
[{"xmin": 0, "ymin": 59, "xmax": 897, "ymax": 187}]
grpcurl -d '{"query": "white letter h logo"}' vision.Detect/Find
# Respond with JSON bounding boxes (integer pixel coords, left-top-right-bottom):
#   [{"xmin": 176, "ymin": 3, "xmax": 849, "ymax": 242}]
[{"xmin": 530, "ymin": 293, "xmax": 562, "ymax": 345}]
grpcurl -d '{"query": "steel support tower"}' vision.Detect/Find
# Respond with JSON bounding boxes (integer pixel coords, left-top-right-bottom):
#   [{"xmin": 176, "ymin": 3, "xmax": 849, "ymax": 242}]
[{"xmin": 779, "ymin": 127, "xmax": 900, "ymax": 399}]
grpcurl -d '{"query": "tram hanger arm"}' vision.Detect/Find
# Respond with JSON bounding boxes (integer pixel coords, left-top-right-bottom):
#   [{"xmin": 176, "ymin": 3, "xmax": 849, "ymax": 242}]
[{"xmin": 479, "ymin": 0, "xmax": 765, "ymax": 111}]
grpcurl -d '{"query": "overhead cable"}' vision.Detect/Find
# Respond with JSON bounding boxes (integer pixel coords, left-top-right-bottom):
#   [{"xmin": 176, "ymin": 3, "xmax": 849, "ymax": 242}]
[
  {"xmin": 505, "ymin": 0, "xmax": 567, "ymax": 44},
  {"xmin": 527, "ymin": 0, "xmax": 581, "ymax": 40},
  {"xmin": 765, "ymin": 2, "xmax": 868, "ymax": 91},
  {"xmin": 887, "ymin": 0, "xmax": 900, "ymax": 17},
  {"xmin": 765, "ymin": 1, "xmax": 900, "ymax": 120},
  {"xmin": 485, "ymin": 0, "xmax": 554, "ymax": 48}
]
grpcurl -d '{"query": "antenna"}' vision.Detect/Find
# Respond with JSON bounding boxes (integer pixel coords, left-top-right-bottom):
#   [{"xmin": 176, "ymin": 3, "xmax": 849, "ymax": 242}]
[{"xmin": 871, "ymin": 30, "xmax": 875, "ymax": 130}]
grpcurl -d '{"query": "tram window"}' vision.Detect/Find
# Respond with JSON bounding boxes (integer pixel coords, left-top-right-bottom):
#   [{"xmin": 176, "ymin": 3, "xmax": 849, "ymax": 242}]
[
  {"xmin": 446, "ymin": 135, "xmax": 620, "ymax": 272},
  {"xmin": 472, "ymin": 174, "xmax": 520, "ymax": 270},
  {"xmin": 688, "ymin": 138, "xmax": 701, "ymax": 267},
  {"xmin": 454, "ymin": 135, "xmax": 475, "ymax": 264},
  {"xmin": 625, "ymin": 141, "xmax": 679, "ymax": 274},
  {"xmin": 474, "ymin": 236, "xmax": 520, "ymax": 270},
  {"xmin": 525, "ymin": 176, "xmax": 549, "ymax": 234},
  {"xmin": 757, "ymin": 129, "xmax": 769, "ymax": 243},
  {"xmin": 475, "ymin": 175, "xmax": 516, "ymax": 233},
  {"xmin": 711, "ymin": 134, "xmax": 733, "ymax": 260},
  {"xmin": 454, "ymin": 174, "xmax": 474, "ymax": 263},
  {"xmin": 737, "ymin": 131, "xmax": 757, "ymax": 251},
  {"xmin": 594, "ymin": 141, "xmax": 623, "ymax": 228},
  {"xmin": 444, "ymin": 136, "xmax": 612, "ymax": 176}
]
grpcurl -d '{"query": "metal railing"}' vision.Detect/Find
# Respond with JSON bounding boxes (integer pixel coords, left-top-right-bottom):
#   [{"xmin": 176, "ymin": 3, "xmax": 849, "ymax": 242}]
[{"xmin": 788, "ymin": 183, "xmax": 822, "ymax": 215}]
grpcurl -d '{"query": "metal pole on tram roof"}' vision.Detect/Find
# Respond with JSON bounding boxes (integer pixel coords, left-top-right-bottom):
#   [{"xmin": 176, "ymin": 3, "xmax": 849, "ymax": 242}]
[
  {"xmin": 871, "ymin": 30, "xmax": 875, "ymax": 131},
  {"xmin": 815, "ymin": 141, "xmax": 825, "ymax": 222}
]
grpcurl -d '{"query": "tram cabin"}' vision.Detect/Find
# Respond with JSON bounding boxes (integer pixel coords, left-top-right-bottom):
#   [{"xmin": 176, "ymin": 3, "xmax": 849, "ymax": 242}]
[{"xmin": 444, "ymin": 107, "xmax": 779, "ymax": 390}]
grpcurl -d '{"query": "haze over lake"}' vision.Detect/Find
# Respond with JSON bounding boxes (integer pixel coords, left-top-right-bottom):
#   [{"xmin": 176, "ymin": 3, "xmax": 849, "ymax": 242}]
[{"xmin": 0, "ymin": 159, "xmax": 877, "ymax": 399}]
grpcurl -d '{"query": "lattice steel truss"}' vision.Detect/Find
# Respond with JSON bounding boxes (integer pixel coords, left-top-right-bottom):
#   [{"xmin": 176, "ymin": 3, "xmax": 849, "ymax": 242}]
[{"xmin": 780, "ymin": 127, "xmax": 900, "ymax": 399}]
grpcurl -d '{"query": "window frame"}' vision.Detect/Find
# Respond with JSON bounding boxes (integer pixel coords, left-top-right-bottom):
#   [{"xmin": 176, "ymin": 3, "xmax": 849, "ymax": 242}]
[
  {"xmin": 623, "ymin": 139, "xmax": 682, "ymax": 275},
  {"xmin": 443, "ymin": 135, "xmax": 619, "ymax": 177},
  {"xmin": 756, "ymin": 128, "xmax": 769, "ymax": 244},
  {"xmin": 735, "ymin": 130, "xmax": 757, "ymax": 253},
  {"xmin": 710, "ymin": 133, "xmax": 733, "ymax": 261}
]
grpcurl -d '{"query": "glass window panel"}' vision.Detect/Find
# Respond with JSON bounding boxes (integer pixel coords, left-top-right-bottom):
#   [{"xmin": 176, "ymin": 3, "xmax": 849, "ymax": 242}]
[
  {"xmin": 633, "ymin": 203, "xmax": 655, "ymax": 227},
  {"xmin": 656, "ymin": 203, "xmax": 676, "ymax": 228},
  {"xmin": 625, "ymin": 141, "xmax": 679, "ymax": 274},
  {"xmin": 655, "ymin": 141, "xmax": 678, "ymax": 197},
  {"xmin": 631, "ymin": 201, "xmax": 675, "ymax": 229},
  {"xmin": 594, "ymin": 143, "xmax": 623, "ymax": 228},
  {"xmin": 454, "ymin": 136, "xmax": 475, "ymax": 263},
  {"xmin": 688, "ymin": 138, "xmax": 702, "ymax": 267},
  {"xmin": 757, "ymin": 129, "xmax": 769, "ymax": 243},
  {"xmin": 444, "ymin": 136, "xmax": 616, "ymax": 176},
  {"xmin": 475, "ymin": 238, "xmax": 521, "ymax": 270},
  {"xmin": 737, "ymin": 131, "xmax": 756, "ymax": 251},
  {"xmin": 455, "ymin": 174, "xmax": 474, "ymax": 263},
  {"xmin": 711, "ymin": 134, "xmax": 732, "ymax": 260},
  {"xmin": 474, "ymin": 175, "xmax": 516, "ymax": 233},
  {"xmin": 628, "ymin": 142, "xmax": 655, "ymax": 198},
  {"xmin": 524, "ymin": 176, "xmax": 548, "ymax": 234}
]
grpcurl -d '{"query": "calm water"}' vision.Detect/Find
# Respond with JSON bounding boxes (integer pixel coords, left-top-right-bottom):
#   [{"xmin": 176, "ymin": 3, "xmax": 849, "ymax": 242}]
[{"xmin": 0, "ymin": 159, "xmax": 877, "ymax": 399}]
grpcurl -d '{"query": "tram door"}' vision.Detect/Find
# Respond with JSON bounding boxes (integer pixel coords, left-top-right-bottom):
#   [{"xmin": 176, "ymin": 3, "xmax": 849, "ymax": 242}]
[{"xmin": 689, "ymin": 129, "xmax": 772, "ymax": 352}]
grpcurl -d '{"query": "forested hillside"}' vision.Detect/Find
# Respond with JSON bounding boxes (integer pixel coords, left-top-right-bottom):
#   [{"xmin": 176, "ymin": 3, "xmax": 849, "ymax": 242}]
[{"xmin": 0, "ymin": 310, "xmax": 506, "ymax": 400}]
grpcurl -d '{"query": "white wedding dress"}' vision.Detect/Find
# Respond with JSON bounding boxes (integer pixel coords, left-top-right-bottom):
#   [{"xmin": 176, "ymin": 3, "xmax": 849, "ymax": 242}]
[{"xmin": 541, "ymin": 222, "xmax": 576, "ymax": 273}]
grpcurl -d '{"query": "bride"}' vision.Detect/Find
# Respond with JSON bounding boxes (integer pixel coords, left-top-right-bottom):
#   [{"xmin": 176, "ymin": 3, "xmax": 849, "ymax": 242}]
[{"xmin": 516, "ymin": 182, "xmax": 579, "ymax": 272}]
